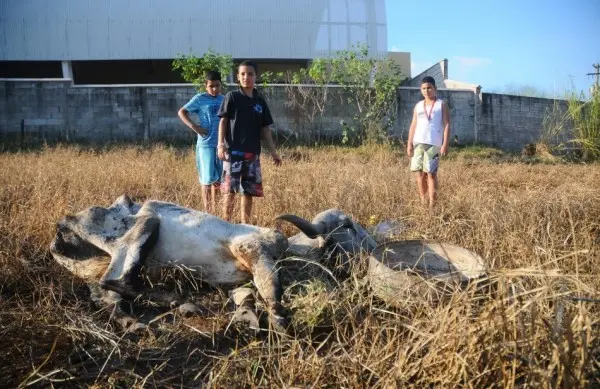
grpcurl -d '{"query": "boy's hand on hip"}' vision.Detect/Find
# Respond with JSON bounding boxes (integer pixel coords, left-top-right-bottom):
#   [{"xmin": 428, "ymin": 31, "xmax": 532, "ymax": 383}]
[
  {"xmin": 271, "ymin": 151, "xmax": 282, "ymax": 166},
  {"xmin": 192, "ymin": 124, "xmax": 207, "ymax": 136}
]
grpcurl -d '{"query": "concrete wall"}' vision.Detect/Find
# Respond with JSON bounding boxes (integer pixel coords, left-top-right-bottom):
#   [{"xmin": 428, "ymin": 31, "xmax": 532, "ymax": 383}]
[
  {"xmin": 479, "ymin": 93, "xmax": 568, "ymax": 150},
  {"xmin": 0, "ymin": 79, "xmax": 569, "ymax": 151},
  {"xmin": 0, "ymin": 80, "xmax": 356, "ymax": 144}
]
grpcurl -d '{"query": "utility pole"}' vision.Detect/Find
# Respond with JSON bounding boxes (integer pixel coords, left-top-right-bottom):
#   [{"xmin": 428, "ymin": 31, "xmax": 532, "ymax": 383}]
[{"xmin": 587, "ymin": 63, "xmax": 600, "ymax": 96}]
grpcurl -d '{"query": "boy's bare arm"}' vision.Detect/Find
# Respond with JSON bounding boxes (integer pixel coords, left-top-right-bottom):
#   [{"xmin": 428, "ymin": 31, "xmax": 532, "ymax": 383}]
[
  {"xmin": 261, "ymin": 126, "xmax": 282, "ymax": 165},
  {"xmin": 406, "ymin": 106, "xmax": 418, "ymax": 157},
  {"xmin": 217, "ymin": 117, "xmax": 229, "ymax": 161},
  {"xmin": 441, "ymin": 102, "xmax": 451, "ymax": 155},
  {"xmin": 177, "ymin": 108, "xmax": 207, "ymax": 136}
]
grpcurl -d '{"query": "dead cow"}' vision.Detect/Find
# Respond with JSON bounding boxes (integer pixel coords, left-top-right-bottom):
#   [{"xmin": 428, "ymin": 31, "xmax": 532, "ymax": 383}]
[{"xmin": 49, "ymin": 195, "xmax": 376, "ymax": 331}]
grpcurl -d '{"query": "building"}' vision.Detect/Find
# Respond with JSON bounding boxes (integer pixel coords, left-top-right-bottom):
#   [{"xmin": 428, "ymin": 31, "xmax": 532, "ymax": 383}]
[{"xmin": 0, "ymin": 0, "xmax": 411, "ymax": 84}]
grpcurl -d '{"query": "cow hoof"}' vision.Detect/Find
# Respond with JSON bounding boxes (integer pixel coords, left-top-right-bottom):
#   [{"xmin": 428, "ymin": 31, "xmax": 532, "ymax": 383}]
[
  {"xmin": 230, "ymin": 287, "xmax": 256, "ymax": 307},
  {"xmin": 99, "ymin": 278, "xmax": 132, "ymax": 297},
  {"xmin": 178, "ymin": 302, "xmax": 203, "ymax": 317},
  {"xmin": 127, "ymin": 321, "xmax": 147, "ymax": 334},
  {"xmin": 269, "ymin": 314, "xmax": 288, "ymax": 333},
  {"xmin": 232, "ymin": 307, "xmax": 260, "ymax": 330}
]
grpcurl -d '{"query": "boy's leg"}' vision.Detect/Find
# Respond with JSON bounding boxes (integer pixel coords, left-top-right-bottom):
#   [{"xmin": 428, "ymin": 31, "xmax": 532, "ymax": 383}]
[
  {"xmin": 422, "ymin": 145, "xmax": 441, "ymax": 209},
  {"xmin": 238, "ymin": 154, "xmax": 262, "ymax": 224},
  {"xmin": 222, "ymin": 193, "xmax": 235, "ymax": 221},
  {"xmin": 241, "ymin": 195, "xmax": 253, "ymax": 224},
  {"xmin": 410, "ymin": 144, "xmax": 427, "ymax": 205},
  {"xmin": 201, "ymin": 185, "xmax": 211, "ymax": 212},
  {"xmin": 220, "ymin": 151, "xmax": 238, "ymax": 221},
  {"xmin": 209, "ymin": 148, "xmax": 223, "ymax": 214},
  {"xmin": 426, "ymin": 173, "xmax": 437, "ymax": 208},
  {"xmin": 415, "ymin": 172, "xmax": 428, "ymax": 205},
  {"xmin": 210, "ymin": 183, "xmax": 220, "ymax": 214},
  {"xmin": 197, "ymin": 146, "xmax": 217, "ymax": 213}
]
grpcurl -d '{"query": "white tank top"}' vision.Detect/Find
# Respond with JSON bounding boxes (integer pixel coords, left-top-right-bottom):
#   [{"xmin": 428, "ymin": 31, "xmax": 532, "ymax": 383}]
[{"xmin": 413, "ymin": 99, "xmax": 444, "ymax": 147}]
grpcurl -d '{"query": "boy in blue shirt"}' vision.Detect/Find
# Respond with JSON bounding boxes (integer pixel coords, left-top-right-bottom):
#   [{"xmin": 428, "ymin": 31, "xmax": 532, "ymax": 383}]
[{"xmin": 178, "ymin": 71, "xmax": 224, "ymax": 213}]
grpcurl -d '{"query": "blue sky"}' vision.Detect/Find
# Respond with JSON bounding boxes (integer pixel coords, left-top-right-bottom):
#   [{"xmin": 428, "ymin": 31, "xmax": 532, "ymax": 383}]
[{"xmin": 385, "ymin": 0, "xmax": 600, "ymax": 96}]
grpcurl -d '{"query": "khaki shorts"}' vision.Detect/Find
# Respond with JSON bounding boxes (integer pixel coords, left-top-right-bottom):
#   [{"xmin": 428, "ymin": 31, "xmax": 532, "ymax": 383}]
[{"xmin": 410, "ymin": 144, "xmax": 440, "ymax": 174}]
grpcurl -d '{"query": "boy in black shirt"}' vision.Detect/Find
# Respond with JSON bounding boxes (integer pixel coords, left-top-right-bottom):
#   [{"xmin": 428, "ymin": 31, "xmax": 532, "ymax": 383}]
[{"xmin": 217, "ymin": 60, "xmax": 282, "ymax": 224}]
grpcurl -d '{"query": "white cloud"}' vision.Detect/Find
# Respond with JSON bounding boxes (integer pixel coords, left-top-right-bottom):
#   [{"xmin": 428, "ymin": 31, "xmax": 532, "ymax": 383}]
[
  {"xmin": 390, "ymin": 44, "xmax": 400, "ymax": 52},
  {"xmin": 453, "ymin": 56, "xmax": 492, "ymax": 67}
]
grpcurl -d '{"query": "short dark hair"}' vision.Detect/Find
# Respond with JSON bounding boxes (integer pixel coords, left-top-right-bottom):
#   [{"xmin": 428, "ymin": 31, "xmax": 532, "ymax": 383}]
[
  {"xmin": 421, "ymin": 76, "xmax": 436, "ymax": 87},
  {"xmin": 205, "ymin": 71, "xmax": 222, "ymax": 82},
  {"xmin": 238, "ymin": 60, "xmax": 258, "ymax": 73}
]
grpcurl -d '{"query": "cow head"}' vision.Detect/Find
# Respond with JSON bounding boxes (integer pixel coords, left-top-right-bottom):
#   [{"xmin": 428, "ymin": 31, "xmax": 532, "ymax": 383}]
[
  {"xmin": 50, "ymin": 195, "xmax": 139, "ymax": 262},
  {"xmin": 50, "ymin": 222, "xmax": 106, "ymax": 261},
  {"xmin": 276, "ymin": 209, "xmax": 377, "ymax": 267}
]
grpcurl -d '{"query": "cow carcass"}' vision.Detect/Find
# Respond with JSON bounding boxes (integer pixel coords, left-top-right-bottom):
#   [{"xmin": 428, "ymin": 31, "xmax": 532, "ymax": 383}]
[{"xmin": 49, "ymin": 195, "xmax": 376, "ymax": 332}]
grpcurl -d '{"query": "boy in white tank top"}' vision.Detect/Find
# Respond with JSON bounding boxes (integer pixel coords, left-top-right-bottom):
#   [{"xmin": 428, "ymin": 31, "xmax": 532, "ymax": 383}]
[{"xmin": 406, "ymin": 76, "xmax": 450, "ymax": 209}]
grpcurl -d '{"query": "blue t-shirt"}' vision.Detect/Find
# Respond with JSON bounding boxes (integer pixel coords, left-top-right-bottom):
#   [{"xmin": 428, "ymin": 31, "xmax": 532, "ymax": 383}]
[{"xmin": 183, "ymin": 92, "xmax": 224, "ymax": 148}]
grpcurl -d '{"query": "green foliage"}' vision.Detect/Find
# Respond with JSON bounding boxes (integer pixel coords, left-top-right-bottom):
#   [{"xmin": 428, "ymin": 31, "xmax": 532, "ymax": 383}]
[
  {"xmin": 567, "ymin": 88, "xmax": 600, "ymax": 160},
  {"xmin": 287, "ymin": 44, "xmax": 406, "ymax": 145},
  {"xmin": 541, "ymin": 87, "xmax": 600, "ymax": 161},
  {"xmin": 172, "ymin": 49, "xmax": 233, "ymax": 91},
  {"xmin": 259, "ymin": 71, "xmax": 286, "ymax": 93},
  {"xmin": 259, "ymin": 71, "xmax": 285, "ymax": 86}
]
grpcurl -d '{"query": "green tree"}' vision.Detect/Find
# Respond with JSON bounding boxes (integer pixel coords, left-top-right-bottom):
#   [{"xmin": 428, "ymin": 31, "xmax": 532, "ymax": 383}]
[
  {"xmin": 172, "ymin": 49, "xmax": 233, "ymax": 91},
  {"xmin": 282, "ymin": 44, "xmax": 406, "ymax": 145}
]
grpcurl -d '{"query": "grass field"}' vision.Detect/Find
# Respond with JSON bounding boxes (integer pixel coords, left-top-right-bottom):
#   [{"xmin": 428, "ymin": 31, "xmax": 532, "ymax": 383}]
[{"xmin": 0, "ymin": 144, "xmax": 598, "ymax": 387}]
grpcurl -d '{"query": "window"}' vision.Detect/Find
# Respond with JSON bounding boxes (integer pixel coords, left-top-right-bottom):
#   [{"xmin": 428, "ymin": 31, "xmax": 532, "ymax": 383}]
[
  {"xmin": 329, "ymin": 0, "xmax": 347, "ymax": 23},
  {"xmin": 349, "ymin": 25, "xmax": 367, "ymax": 45},
  {"xmin": 316, "ymin": 24, "xmax": 330, "ymax": 52},
  {"xmin": 330, "ymin": 24, "xmax": 348, "ymax": 51},
  {"xmin": 375, "ymin": 0, "xmax": 386, "ymax": 24},
  {"xmin": 348, "ymin": 0, "xmax": 366, "ymax": 23}
]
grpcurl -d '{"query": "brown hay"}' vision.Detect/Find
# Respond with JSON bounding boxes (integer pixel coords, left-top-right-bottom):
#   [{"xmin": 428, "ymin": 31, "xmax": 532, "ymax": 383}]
[{"xmin": 0, "ymin": 144, "xmax": 598, "ymax": 387}]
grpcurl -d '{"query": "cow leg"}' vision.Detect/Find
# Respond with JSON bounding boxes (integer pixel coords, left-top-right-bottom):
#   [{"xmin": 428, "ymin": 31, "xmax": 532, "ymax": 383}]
[
  {"xmin": 229, "ymin": 287, "xmax": 261, "ymax": 330},
  {"xmin": 88, "ymin": 282, "xmax": 146, "ymax": 333},
  {"xmin": 252, "ymin": 254, "xmax": 287, "ymax": 331},
  {"xmin": 99, "ymin": 214, "xmax": 160, "ymax": 297},
  {"xmin": 140, "ymin": 289, "xmax": 204, "ymax": 317}
]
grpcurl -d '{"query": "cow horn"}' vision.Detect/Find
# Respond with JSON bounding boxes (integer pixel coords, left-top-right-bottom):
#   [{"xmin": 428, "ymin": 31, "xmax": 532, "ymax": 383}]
[{"xmin": 276, "ymin": 214, "xmax": 324, "ymax": 239}]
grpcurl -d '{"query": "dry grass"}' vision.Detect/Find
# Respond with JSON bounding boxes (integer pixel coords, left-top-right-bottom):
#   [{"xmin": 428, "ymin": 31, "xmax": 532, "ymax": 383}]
[{"xmin": 0, "ymin": 143, "xmax": 598, "ymax": 388}]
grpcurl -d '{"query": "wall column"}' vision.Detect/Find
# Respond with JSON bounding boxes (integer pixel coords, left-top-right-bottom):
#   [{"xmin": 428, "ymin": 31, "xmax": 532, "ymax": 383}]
[{"xmin": 61, "ymin": 61, "xmax": 73, "ymax": 81}]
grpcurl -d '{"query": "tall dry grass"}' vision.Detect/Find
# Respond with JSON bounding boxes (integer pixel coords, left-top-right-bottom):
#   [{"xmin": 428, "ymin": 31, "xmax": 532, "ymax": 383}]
[{"xmin": 0, "ymin": 144, "xmax": 598, "ymax": 388}]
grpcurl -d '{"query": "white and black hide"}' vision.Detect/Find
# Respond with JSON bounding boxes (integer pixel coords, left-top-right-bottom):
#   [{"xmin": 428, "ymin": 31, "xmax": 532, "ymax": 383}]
[{"xmin": 49, "ymin": 195, "xmax": 376, "ymax": 331}]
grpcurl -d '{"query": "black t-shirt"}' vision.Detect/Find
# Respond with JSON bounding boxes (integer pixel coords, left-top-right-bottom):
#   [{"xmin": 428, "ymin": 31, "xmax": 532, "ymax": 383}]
[{"xmin": 217, "ymin": 88, "xmax": 274, "ymax": 154}]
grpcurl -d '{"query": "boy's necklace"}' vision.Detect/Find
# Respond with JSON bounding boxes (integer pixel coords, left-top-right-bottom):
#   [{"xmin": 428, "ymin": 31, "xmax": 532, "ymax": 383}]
[{"xmin": 425, "ymin": 98, "xmax": 437, "ymax": 121}]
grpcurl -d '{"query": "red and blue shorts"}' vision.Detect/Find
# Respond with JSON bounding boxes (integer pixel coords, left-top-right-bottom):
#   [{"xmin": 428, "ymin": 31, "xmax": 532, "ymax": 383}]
[{"xmin": 221, "ymin": 151, "xmax": 264, "ymax": 197}]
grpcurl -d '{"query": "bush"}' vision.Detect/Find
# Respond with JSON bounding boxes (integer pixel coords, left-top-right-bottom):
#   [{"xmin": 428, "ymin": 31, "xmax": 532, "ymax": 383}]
[
  {"xmin": 541, "ymin": 88, "xmax": 600, "ymax": 161},
  {"xmin": 172, "ymin": 49, "xmax": 234, "ymax": 91}
]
